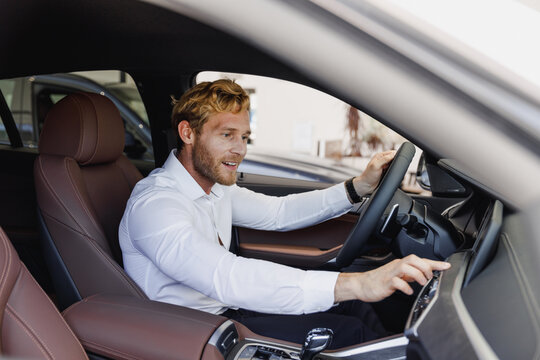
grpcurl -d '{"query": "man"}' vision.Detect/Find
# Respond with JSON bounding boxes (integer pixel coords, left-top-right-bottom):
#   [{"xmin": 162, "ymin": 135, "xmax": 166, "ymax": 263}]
[{"xmin": 119, "ymin": 79, "xmax": 450, "ymax": 348}]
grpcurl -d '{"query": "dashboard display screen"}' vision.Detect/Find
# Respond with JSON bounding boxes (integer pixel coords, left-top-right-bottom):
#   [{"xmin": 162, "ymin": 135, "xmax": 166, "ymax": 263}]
[{"xmin": 464, "ymin": 200, "xmax": 503, "ymax": 286}]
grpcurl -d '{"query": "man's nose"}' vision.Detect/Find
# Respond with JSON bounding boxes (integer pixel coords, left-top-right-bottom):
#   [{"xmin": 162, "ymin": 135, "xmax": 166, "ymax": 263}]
[{"xmin": 231, "ymin": 137, "xmax": 247, "ymax": 156}]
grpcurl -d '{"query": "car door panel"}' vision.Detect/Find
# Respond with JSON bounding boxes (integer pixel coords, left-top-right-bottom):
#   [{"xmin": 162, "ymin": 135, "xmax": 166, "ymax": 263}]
[{"xmin": 236, "ymin": 213, "xmax": 357, "ymax": 268}]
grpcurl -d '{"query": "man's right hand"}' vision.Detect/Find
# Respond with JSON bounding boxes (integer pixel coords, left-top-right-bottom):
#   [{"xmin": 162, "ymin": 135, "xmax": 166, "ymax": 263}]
[{"xmin": 334, "ymin": 254, "xmax": 451, "ymax": 303}]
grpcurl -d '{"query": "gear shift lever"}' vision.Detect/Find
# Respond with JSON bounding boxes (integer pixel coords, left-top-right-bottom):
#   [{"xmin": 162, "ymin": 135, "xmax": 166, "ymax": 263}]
[{"xmin": 299, "ymin": 328, "xmax": 333, "ymax": 360}]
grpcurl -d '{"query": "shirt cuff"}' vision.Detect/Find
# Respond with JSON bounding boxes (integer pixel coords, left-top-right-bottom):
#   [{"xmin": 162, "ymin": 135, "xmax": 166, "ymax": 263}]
[
  {"xmin": 301, "ymin": 270, "xmax": 339, "ymax": 314},
  {"xmin": 328, "ymin": 182, "xmax": 356, "ymax": 211}
]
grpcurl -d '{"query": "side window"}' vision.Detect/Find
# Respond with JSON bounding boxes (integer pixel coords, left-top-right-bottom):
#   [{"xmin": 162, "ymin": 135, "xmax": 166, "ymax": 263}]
[
  {"xmin": 0, "ymin": 118, "xmax": 7, "ymax": 144},
  {"xmin": 0, "ymin": 72, "xmax": 153, "ymax": 161},
  {"xmin": 0, "ymin": 79, "xmax": 18, "ymax": 144},
  {"xmin": 196, "ymin": 72, "xmax": 424, "ymax": 193},
  {"xmin": 0, "ymin": 114, "xmax": 8, "ymax": 144},
  {"xmin": 0, "ymin": 79, "xmax": 16, "ymax": 110},
  {"xmin": 0, "ymin": 125, "xmax": 7, "ymax": 144}
]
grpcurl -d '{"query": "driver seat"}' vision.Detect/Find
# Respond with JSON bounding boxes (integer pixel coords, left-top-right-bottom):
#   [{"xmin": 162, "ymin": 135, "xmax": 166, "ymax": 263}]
[{"xmin": 34, "ymin": 92, "xmax": 147, "ymax": 309}]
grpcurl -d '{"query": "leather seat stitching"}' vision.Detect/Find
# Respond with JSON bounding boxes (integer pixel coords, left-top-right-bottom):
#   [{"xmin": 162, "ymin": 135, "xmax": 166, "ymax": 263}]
[
  {"xmin": 41, "ymin": 211, "xmax": 97, "ymax": 240},
  {"xmin": 65, "ymin": 297, "xmax": 224, "ymax": 327},
  {"xmin": 85, "ymin": 95, "xmax": 101, "ymax": 165},
  {"xmin": 62, "ymin": 294, "xmax": 97, "ymax": 317},
  {"xmin": 0, "ymin": 233, "xmax": 14, "ymax": 311},
  {"xmin": 63, "ymin": 157, "xmax": 106, "ymax": 236},
  {"xmin": 38, "ymin": 212, "xmax": 145, "ymax": 298},
  {"xmin": 114, "ymin": 161, "xmax": 130, "ymax": 189},
  {"xmin": 79, "ymin": 339, "xmax": 145, "ymax": 360},
  {"xmin": 115, "ymin": 158, "xmax": 137, "ymax": 188},
  {"xmin": 38, "ymin": 158, "xmax": 144, "ymax": 297},
  {"xmin": 36, "ymin": 158, "xmax": 101, "ymax": 238},
  {"xmin": 20, "ymin": 265, "xmax": 88, "ymax": 356},
  {"xmin": 80, "ymin": 237, "xmax": 147, "ymax": 297},
  {"xmin": 40, "ymin": 214, "xmax": 119, "ymax": 277},
  {"xmin": 70, "ymin": 96, "xmax": 85, "ymax": 162},
  {"xmin": 6, "ymin": 303, "xmax": 54, "ymax": 359}
]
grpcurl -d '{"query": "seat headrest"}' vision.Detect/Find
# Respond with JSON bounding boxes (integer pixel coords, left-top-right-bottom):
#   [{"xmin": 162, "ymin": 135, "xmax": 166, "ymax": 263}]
[{"xmin": 39, "ymin": 92, "xmax": 125, "ymax": 165}]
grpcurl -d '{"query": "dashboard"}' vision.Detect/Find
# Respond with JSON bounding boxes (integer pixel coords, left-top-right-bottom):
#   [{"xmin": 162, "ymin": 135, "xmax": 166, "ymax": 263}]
[
  {"xmin": 223, "ymin": 170, "xmax": 540, "ymax": 360},
  {"xmin": 403, "ymin": 200, "xmax": 503, "ymax": 359},
  {"xmin": 404, "ymin": 197, "xmax": 539, "ymax": 359}
]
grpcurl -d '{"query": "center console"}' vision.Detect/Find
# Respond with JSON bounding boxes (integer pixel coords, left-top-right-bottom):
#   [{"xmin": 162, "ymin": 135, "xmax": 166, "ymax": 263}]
[
  {"xmin": 63, "ymin": 294, "xmax": 228, "ymax": 360},
  {"xmin": 405, "ymin": 270, "xmax": 441, "ymax": 335},
  {"xmin": 63, "ymin": 294, "xmax": 409, "ymax": 360},
  {"xmin": 230, "ymin": 336, "xmax": 408, "ymax": 360}
]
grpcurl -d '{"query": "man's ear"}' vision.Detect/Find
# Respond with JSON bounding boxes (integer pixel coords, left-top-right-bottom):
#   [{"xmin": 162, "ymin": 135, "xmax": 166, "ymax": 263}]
[{"xmin": 178, "ymin": 120, "xmax": 195, "ymax": 145}]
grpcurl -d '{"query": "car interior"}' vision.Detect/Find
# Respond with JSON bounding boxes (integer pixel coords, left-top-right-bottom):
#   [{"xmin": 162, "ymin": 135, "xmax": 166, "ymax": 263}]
[{"xmin": 1, "ymin": 0, "xmax": 539, "ymax": 359}]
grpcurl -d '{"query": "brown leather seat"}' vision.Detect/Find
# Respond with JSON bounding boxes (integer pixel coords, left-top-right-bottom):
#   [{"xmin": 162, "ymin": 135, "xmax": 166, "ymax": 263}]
[
  {"xmin": 0, "ymin": 226, "xmax": 88, "ymax": 359},
  {"xmin": 34, "ymin": 92, "xmax": 147, "ymax": 309}
]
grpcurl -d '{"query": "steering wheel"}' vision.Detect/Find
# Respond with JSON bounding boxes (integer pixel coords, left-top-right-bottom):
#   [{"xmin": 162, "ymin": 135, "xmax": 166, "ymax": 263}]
[{"xmin": 335, "ymin": 142, "xmax": 416, "ymax": 268}]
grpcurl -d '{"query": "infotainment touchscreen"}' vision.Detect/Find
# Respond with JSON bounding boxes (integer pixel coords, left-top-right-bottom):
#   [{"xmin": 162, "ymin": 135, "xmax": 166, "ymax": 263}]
[{"xmin": 463, "ymin": 200, "xmax": 503, "ymax": 286}]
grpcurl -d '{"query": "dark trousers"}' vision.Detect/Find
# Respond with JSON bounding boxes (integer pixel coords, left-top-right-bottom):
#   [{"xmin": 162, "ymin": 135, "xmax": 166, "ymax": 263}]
[{"xmin": 223, "ymin": 301, "xmax": 388, "ymax": 349}]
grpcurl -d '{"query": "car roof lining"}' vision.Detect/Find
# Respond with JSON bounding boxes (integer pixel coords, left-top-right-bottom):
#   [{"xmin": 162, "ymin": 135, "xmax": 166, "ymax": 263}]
[
  {"xmin": 0, "ymin": 0, "xmax": 433, "ymax": 163},
  {"xmin": 0, "ymin": 0, "xmax": 316, "ymax": 85}
]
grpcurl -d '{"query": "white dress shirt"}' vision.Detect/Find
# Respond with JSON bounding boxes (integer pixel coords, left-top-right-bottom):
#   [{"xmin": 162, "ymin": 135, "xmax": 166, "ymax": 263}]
[{"xmin": 119, "ymin": 150, "xmax": 354, "ymax": 315}]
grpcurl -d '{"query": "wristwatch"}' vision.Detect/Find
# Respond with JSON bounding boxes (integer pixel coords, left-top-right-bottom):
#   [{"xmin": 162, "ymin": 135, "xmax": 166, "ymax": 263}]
[{"xmin": 345, "ymin": 177, "xmax": 363, "ymax": 203}]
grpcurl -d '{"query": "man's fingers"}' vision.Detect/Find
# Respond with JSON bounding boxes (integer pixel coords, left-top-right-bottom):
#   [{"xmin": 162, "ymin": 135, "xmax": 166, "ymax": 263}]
[
  {"xmin": 402, "ymin": 254, "xmax": 451, "ymax": 280},
  {"xmin": 400, "ymin": 264, "xmax": 428, "ymax": 286},
  {"xmin": 391, "ymin": 276, "xmax": 414, "ymax": 295},
  {"xmin": 357, "ymin": 255, "xmax": 451, "ymax": 302},
  {"xmin": 382, "ymin": 150, "xmax": 396, "ymax": 160},
  {"xmin": 427, "ymin": 259, "xmax": 451, "ymax": 271},
  {"xmin": 402, "ymin": 254, "xmax": 434, "ymax": 281},
  {"xmin": 375, "ymin": 151, "xmax": 396, "ymax": 167},
  {"xmin": 382, "ymin": 150, "xmax": 396, "ymax": 158}
]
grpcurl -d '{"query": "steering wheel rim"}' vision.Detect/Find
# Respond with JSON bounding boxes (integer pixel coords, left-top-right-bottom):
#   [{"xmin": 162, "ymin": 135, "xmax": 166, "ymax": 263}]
[{"xmin": 335, "ymin": 142, "xmax": 416, "ymax": 268}]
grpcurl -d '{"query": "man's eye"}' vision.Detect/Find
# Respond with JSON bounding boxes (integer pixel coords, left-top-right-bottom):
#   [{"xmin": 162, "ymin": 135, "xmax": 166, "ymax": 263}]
[
  {"xmin": 222, "ymin": 133, "xmax": 230, "ymax": 138},
  {"xmin": 242, "ymin": 135, "xmax": 249, "ymax": 141}
]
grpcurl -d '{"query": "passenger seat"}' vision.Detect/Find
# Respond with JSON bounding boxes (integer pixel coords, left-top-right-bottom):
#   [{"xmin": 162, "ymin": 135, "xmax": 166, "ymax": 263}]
[
  {"xmin": 0, "ymin": 226, "xmax": 88, "ymax": 359},
  {"xmin": 34, "ymin": 92, "xmax": 147, "ymax": 309}
]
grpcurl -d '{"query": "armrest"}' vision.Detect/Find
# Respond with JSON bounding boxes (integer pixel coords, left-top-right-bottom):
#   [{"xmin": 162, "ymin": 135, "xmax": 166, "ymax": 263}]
[{"xmin": 63, "ymin": 294, "xmax": 228, "ymax": 360}]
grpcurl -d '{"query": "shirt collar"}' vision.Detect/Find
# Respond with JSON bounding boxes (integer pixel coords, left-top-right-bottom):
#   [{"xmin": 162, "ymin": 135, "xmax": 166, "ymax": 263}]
[{"xmin": 162, "ymin": 149, "xmax": 225, "ymax": 201}]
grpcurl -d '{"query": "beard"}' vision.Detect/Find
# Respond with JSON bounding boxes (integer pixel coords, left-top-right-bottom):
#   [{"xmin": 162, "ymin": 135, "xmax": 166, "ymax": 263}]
[{"xmin": 192, "ymin": 140, "xmax": 241, "ymax": 186}]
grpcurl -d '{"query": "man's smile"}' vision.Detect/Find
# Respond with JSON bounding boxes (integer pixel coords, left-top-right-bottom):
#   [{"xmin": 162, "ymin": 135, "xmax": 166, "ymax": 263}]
[{"xmin": 222, "ymin": 161, "xmax": 239, "ymax": 170}]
